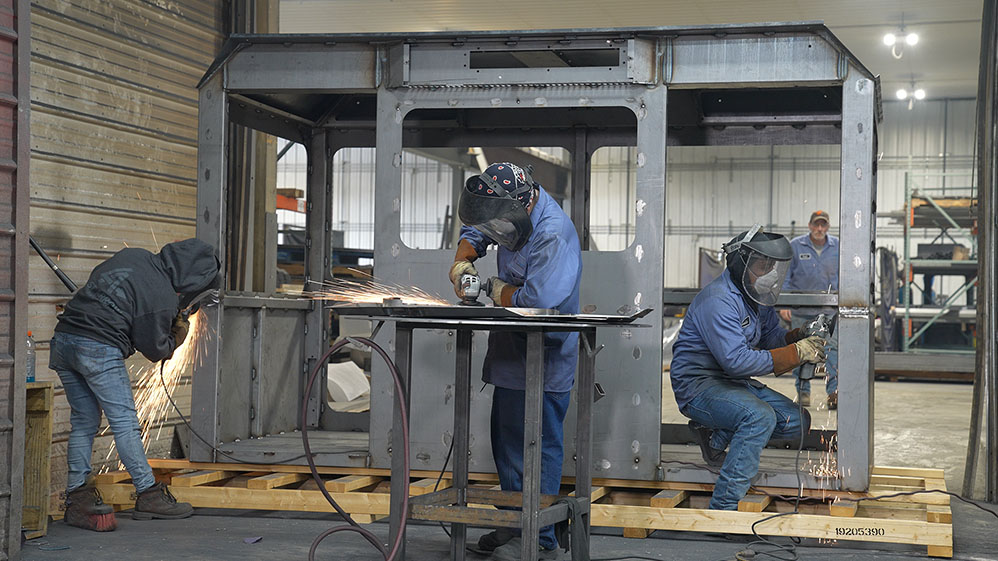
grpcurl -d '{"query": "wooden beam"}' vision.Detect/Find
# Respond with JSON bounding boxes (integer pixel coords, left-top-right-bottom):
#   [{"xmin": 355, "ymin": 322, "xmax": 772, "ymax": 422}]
[
  {"xmin": 171, "ymin": 470, "xmax": 239, "ymax": 487},
  {"xmin": 326, "ymin": 475, "xmax": 382, "ymax": 493},
  {"xmin": 247, "ymin": 472, "xmax": 309, "ymax": 490},
  {"xmin": 568, "ymin": 486, "xmax": 609, "ymax": 502},
  {"xmin": 96, "ymin": 471, "xmax": 132, "ymax": 485},
  {"xmin": 410, "ymin": 478, "xmax": 450, "ymax": 496},
  {"xmin": 589, "ymin": 505, "xmax": 952, "ymax": 547},
  {"xmin": 737, "ymin": 494, "xmax": 772, "ymax": 513},
  {"xmin": 98, "ymin": 483, "xmax": 392, "ymax": 515},
  {"xmin": 830, "ymin": 498, "xmax": 858, "ymax": 517},
  {"xmin": 650, "ymin": 489, "xmax": 687, "ymax": 509},
  {"xmin": 872, "ymin": 466, "xmax": 946, "ymax": 479}
]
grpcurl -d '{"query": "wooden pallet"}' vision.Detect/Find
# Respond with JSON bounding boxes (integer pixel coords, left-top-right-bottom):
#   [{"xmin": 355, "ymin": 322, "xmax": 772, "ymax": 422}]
[{"xmin": 94, "ymin": 460, "xmax": 953, "ymax": 557}]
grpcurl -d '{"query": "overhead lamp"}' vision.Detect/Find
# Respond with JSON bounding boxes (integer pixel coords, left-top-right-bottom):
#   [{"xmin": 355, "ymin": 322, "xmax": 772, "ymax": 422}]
[
  {"xmin": 896, "ymin": 83, "xmax": 926, "ymax": 109},
  {"xmin": 883, "ymin": 23, "xmax": 918, "ymax": 59}
]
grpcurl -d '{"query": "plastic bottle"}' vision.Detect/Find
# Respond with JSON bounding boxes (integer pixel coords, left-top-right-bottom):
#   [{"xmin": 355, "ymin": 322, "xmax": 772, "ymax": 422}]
[{"xmin": 25, "ymin": 331, "xmax": 35, "ymax": 383}]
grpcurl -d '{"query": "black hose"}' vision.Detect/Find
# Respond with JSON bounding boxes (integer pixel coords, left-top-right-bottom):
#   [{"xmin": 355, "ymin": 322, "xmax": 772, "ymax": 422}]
[
  {"xmin": 29, "ymin": 236, "xmax": 78, "ymax": 292},
  {"xmin": 301, "ymin": 337, "xmax": 410, "ymax": 561}
]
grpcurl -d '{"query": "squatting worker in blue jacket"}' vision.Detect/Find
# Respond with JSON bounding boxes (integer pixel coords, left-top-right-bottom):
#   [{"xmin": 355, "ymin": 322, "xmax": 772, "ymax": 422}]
[
  {"xmin": 51, "ymin": 238, "xmax": 220, "ymax": 532},
  {"xmin": 670, "ymin": 226, "xmax": 826, "ymax": 510},
  {"xmin": 448, "ymin": 162, "xmax": 581, "ymax": 560},
  {"xmin": 779, "ymin": 210, "xmax": 840, "ymax": 409}
]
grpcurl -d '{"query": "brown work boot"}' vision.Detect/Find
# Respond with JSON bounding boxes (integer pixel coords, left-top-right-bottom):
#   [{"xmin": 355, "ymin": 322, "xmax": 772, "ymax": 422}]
[
  {"xmin": 827, "ymin": 391, "xmax": 838, "ymax": 410},
  {"xmin": 132, "ymin": 482, "xmax": 193, "ymax": 520},
  {"xmin": 64, "ymin": 479, "xmax": 117, "ymax": 532}
]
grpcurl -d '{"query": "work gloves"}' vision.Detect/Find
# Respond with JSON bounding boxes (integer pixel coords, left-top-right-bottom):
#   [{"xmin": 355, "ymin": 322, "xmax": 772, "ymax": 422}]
[
  {"xmin": 449, "ymin": 260, "xmax": 477, "ymax": 299},
  {"xmin": 794, "ymin": 336, "xmax": 827, "ymax": 364},
  {"xmin": 449, "ymin": 239, "xmax": 480, "ymax": 299},
  {"xmin": 487, "ymin": 277, "xmax": 515, "ymax": 307},
  {"xmin": 171, "ymin": 313, "xmax": 190, "ymax": 349},
  {"xmin": 769, "ymin": 335, "xmax": 826, "ymax": 376}
]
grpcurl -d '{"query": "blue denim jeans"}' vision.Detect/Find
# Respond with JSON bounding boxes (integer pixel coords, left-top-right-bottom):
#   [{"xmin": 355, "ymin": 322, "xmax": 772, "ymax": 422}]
[
  {"xmin": 50, "ymin": 331, "xmax": 156, "ymax": 494},
  {"xmin": 491, "ymin": 386, "xmax": 570, "ymax": 551},
  {"xmin": 790, "ymin": 313, "xmax": 839, "ymax": 395},
  {"xmin": 682, "ymin": 379, "xmax": 810, "ymax": 510}
]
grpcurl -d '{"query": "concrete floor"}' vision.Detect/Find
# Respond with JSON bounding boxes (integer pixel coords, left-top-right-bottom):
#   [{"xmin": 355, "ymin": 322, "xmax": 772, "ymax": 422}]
[
  {"xmin": 21, "ymin": 499, "xmax": 998, "ymax": 561},
  {"xmin": 21, "ymin": 378, "xmax": 993, "ymax": 560}
]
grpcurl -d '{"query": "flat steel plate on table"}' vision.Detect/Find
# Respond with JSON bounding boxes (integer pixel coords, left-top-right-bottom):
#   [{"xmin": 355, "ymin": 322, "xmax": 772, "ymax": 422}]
[{"xmin": 330, "ymin": 302, "xmax": 652, "ymax": 323}]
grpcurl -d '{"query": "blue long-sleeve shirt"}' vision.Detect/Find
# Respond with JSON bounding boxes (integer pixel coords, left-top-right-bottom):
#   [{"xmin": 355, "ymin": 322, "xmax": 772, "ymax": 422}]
[
  {"xmin": 783, "ymin": 234, "xmax": 839, "ymax": 315},
  {"xmin": 459, "ymin": 187, "xmax": 582, "ymax": 392},
  {"xmin": 670, "ymin": 269, "xmax": 788, "ymax": 411}
]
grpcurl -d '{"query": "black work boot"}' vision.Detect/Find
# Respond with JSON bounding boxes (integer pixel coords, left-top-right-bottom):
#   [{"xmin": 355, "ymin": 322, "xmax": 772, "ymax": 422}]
[
  {"xmin": 478, "ymin": 527, "xmax": 515, "ymax": 551},
  {"xmin": 688, "ymin": 420, "xmax": 727, "ymax": 467},
  {"xmin": 132, "ymin": 482, "xmax": 194, "ymax": 520},
  {"xmin": 64, "ymin": 479, "xmax": 117, "ymax": 532}
]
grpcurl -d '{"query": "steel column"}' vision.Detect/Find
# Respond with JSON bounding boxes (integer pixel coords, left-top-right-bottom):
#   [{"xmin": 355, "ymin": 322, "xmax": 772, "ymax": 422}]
[
  {"xmin": 193, "ymin": 73, "xmax": 228, "ymax": 461},
  {"xmin": 389, "ymin": 325, "xmax": 413, "ymax": 559},
  {"xmin": 837, "ymin": 68, "xmax": 877, "ymax": 491},
  {"xmin": 304, "ymin": 130, "xmax": 331, "ymax": 428},
  {"xmin": 522, "ymin": 331, "xmax": 545, "ymax": 561},
  {"xmin": 451, "ymin": 329, "xmax": 472, "ymax": 560}
]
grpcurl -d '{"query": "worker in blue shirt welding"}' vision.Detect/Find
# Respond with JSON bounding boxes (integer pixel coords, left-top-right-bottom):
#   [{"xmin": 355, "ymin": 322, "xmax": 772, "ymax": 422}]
[
  {"xmin": 779, "ymin": 210, "xmax": 840, "ymax": 409},
  {"xmin": 671, "ymin": 226, "xmax": 826, "ymax": 510},
  {"xmin": 448, "ymin": 162, "xmax": 582, "ymax": 560}
]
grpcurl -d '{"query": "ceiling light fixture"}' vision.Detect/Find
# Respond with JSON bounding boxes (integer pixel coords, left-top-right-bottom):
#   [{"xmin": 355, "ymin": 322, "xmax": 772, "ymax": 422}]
[
  {"xmin": 883, "ymin": 15, "xmax": 919, "ymax": 59},
  {"xmin": 896, "ymin": 81, "xmax": 926, "ymax": 110}
]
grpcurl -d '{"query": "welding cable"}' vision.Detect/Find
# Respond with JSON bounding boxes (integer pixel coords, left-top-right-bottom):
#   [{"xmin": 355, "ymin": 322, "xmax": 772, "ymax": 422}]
[{"xmin": 301, "ymin": 336, "xmax": 409, "ymax": 561}]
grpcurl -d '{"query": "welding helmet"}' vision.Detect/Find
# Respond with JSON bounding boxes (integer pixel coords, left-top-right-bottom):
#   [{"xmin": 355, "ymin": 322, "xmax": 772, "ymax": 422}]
[
  {"xmin": 723, "ymin": 225, "xmax": 792, "ymax": 307},
  {"xmin": 459, "ymin": 162, "xmax": 537, "ymax": 251}
]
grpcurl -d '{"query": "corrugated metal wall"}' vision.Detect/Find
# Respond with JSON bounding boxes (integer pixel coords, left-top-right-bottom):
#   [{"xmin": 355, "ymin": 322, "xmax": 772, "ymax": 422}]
[
  {"xmin": 1, "ymin": 0, "xmax": 28, "ymax": 557},
  {"xmin": 27, "ymin": 0, "xmax": 223, "ymax": 514},
  {"xmin": 280, "ymin": 98, "xmax": 977, "ymax": 301}
]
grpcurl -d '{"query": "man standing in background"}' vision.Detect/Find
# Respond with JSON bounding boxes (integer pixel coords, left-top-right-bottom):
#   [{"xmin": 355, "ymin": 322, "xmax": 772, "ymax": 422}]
[{"xmin": 780, "ymin": 210, "xmax": 840, "ymax": 409}]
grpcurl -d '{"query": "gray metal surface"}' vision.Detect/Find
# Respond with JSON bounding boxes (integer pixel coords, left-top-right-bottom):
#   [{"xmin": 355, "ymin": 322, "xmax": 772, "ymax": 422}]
[
  {"xmin": 970, "ymin": 0, "xmax": 997, "ymax": 502},
  {"xmin": 1, "ymin": 1, "xmax": 28, "ymax": 557},
  {"xmin": 836, "ymin": 66, "xmax": 877, "ymax": 491},
  {"xmin": 192, "ymin": 23, "xmax": 880, "ymax": 491}
]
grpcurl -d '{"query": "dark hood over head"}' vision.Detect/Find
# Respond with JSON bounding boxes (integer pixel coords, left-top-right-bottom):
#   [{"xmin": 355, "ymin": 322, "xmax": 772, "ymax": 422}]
[{"xmin": 158, "ymin": 238, "xmax": 220, "ymax": 294}]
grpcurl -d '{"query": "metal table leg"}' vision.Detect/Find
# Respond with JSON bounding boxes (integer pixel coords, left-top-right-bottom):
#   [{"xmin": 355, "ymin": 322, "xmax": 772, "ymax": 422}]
[
  {"xmin": 522, "ymin": 331, "xmax": 544, "ymax": 561},
  {"xmin": 389, "ymin": 326, "xmax": 413, "ymax": 560},
  {"xmin": 575, "ymin": 328, "xmax": 597, "ymax": 558},
  {"xmin": 451, "ymin": 328, "xmax": 473, "ymax": 561}
]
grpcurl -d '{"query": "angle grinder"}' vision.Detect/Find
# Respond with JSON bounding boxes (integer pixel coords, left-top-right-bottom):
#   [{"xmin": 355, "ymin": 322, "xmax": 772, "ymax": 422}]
[
  {"xmin": 458, "ymin": 273, "xmax": 487, "ymax": 306},
  {"xmin": 799, "ymin": 313, "xmax": 832, "ymax": 381}
]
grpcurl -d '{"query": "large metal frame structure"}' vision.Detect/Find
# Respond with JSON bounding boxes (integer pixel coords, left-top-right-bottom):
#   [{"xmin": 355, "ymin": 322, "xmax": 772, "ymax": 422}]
[{"xmin": 193, "ymin": 23, "xmax": 881, "ymax": 491}]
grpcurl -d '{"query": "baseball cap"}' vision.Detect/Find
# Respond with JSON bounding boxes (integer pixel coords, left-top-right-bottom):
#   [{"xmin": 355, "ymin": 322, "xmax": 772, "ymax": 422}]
[{"xmin": 809, "ymin": 210, "xmax": 830, "ymax": 224}]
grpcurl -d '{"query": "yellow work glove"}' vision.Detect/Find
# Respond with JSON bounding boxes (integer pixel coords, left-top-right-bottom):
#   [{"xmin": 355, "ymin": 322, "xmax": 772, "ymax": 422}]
[
  {"xmin": 487, "ymin": 276, "xmax": 514, "ymax": 307},
  {"xmin": 794, "ymin": 336, "xmax": 826, "ymax": 364},
  {"xmin": 449, "ymin": 260, "xmax": 478, "ymax": 298}
]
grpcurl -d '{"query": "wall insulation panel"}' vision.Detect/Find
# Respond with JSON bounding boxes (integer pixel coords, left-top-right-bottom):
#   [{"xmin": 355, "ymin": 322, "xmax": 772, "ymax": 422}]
[{"xmin": 26, "ymin": 0, "xmax": 222, "ymax": 516}]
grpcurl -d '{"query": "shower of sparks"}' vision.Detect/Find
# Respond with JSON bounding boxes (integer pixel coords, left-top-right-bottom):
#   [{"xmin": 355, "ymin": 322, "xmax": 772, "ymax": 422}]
[
  {"xmin": 101, "ymin": 310, "xmax": 214, "ymax": 469},
  {"xmin": 298, "ymin": 276, "xmax": 449, "ymax": 306}
]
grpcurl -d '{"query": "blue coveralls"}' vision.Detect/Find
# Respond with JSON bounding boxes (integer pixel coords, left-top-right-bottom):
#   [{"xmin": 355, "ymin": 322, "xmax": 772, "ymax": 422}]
[
  {"xmin": 783, "ymin": 234, "xmax": 839, "ymax": 396},
  {"xmin": 671, "ymin": 269, "xmax": 810, "ymax": 509},
  {"xmin": 460, "ymin": 187, "xmax": 582, "ymax": 549}
]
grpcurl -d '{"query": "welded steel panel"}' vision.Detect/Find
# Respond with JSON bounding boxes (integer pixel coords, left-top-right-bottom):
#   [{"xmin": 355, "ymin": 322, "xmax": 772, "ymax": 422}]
[
  {"xmin": 225, "ymin": 44, "xmax": 377, "ymax": 92},
  {"xmin": 668, "ymin": 33, "xmax": 841, "ymax": 87},
  {"xmin": 406, "ymin": 38, "xmax": 655, "ymax": 86}
]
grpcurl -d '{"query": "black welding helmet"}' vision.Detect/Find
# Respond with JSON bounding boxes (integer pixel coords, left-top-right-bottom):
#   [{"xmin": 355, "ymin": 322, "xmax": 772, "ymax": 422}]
[
  {"xmin": 723, "ymin": 225, "xmax": 792, "ymax": 307},
  {"xmin": 459, "ymin": 162, "xmax": 537, "ymax": 251}
]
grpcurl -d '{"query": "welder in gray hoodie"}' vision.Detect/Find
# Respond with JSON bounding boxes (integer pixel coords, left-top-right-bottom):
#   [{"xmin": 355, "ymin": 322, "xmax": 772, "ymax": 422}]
[{"xmin": 50, "ymin": 238, "xmax": 220, "ymax": 532}]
